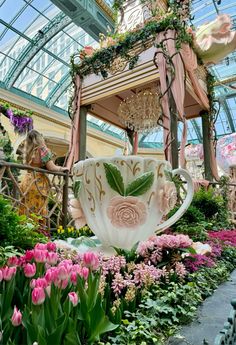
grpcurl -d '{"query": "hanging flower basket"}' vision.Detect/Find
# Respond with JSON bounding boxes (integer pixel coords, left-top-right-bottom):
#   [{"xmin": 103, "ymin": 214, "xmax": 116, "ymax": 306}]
[{"xmin": 0, "ymin": 103, "xmax": 33, "ymax": 135}]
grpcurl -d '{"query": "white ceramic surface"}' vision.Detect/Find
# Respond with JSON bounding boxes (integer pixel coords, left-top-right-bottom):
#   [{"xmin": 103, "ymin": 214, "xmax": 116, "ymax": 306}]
[{"xmin": 73, "ymin": 156, "xmax": 194, "ymax": 250}]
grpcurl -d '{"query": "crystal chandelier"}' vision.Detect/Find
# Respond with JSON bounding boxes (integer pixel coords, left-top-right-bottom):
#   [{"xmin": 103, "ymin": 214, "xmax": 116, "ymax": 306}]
[{"xmin": 117, "ymin": 88, "xmax": 162, "ymax": 132}]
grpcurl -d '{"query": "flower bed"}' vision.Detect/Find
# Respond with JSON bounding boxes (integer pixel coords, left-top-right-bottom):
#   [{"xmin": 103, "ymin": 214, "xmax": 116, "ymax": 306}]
[{"xmin": 1, "ymin": 231, "xmax": 236, "ymax": 344}]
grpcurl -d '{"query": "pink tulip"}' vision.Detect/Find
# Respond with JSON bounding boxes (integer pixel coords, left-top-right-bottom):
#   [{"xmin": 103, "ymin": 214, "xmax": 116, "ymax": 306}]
[
  {"xmin": 33, "ymin": 249, "xmax": 47, "ymax": 263},
  {"xmin": 72, "ymin": 264, "xmax": 82, "ymax": 274},
  {"xmin": 30, "ymin": 279, "xmax": 36, "ymax": 289},
  {"xmin": 11, "ymin": 306, "xmax": 22, "ymax": 326},
  {"xmin": 70, "ymin": 271, "xmax": 77, "ymax": 285},
  {"xmin": 61, "ymin": 278, "xmax": 69, "ymax": 289},
  {"xmin": 24, "ymin": 263, "xmax": 36, "ymax": 278},
  {"xmin": 35, "ymin": 278, "xmax": 48, "ymax": 288},
  {"xmin": 45, "ymin": 285, "xmax": 51, "ymax": 297},
  {"xmin": 58, "ymin": 259, "xmax": 72, "ymax": 266},
  {"xmin": 58, "ymin": 266, "xmax": 68, "ymax": 280},
  {"xmin": 2, "ymin": 266, "xmax": 16, "ymax": 281},
  {"xmin": 83, "ymin": 252, "xmax": 99, "ymax": 270},
  {"xmin": 46, "ymin": 252, "xmax": 58, "ymax": 265},
  {"xmin": 45, "ymin": 267, "xmax": 58, "ymax": 284},
  {"xmin": 0, "ymin": 269, "xmax": 3, "ymax": 282},
  {"xmin": 25, "ymin": 250, "xmax": 34, "ymax": 261},
  {"xmin": 47, "ymin": 242, "xmax": 56, "ymax": 252},
  {"xmin": 32, "ymin": 287, "xmax": 45, "ymax": 305},
  {"xmin": 68, "ymin": 292, "xmax": 78, "ymax": 306},
  {"xmin": 7, "ymin": 256, "xmax": 19, "ymax": 266},
  {"xmin": 35, "ymin": 243, "xmax": 47, "ymax": 250},
  {"xmin": 81, "ymin": 267, "xmax": 89, "ymax": 280}
]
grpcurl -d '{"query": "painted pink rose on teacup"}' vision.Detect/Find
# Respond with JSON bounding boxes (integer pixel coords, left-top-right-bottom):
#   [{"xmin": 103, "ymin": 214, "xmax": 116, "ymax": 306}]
[
  {"xmin": 157, "ymin": 181, "xmax": 177, "ymax": 215},
  {"xmin": 107, "ymin": 196, "xmax": 147, "ymax": 228},
  {"xmin": 69, "ymin": 198, "xmax": 86, "ymax": 229}
]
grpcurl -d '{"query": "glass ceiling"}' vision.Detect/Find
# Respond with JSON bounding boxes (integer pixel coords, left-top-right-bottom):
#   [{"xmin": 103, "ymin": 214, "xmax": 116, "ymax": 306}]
[{"xmin": 0, "ymin": 0, "xmax": 235, "ymax": 147}]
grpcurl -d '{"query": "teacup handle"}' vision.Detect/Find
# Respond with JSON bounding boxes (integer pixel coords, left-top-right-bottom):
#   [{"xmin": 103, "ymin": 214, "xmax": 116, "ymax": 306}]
[{"xmin": 155, "ymin": 168, "xmax": 194, "ymax": 234}]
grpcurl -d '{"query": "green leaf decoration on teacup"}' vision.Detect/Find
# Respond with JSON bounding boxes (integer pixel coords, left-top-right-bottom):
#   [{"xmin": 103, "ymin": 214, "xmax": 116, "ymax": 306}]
[
  {"xmin": 103, "ymin": 163, "xmax": 154, "ymax": 197},
  {"xmin": 126, "ymin": 171, "xmax": 154, "ymax": 196},
  {"xmin": 103, "ymin": 163, "xmax": 125, "ymax": 196},
  {"xmin": 73, "ymin": 180, "xmax": 82, "ymax": 199}
]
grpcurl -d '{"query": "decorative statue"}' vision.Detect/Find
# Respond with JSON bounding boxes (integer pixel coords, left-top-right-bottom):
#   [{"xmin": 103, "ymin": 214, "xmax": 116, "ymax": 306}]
[{"xmin": 71, "ymin": 156, "xmax": 193, "ymax": 252}]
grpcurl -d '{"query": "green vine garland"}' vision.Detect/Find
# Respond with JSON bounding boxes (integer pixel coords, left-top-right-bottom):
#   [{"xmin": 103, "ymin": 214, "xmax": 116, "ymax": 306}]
[{"xmin": 70, "ymin": 15, "xmax": 193, "ymax": 81}]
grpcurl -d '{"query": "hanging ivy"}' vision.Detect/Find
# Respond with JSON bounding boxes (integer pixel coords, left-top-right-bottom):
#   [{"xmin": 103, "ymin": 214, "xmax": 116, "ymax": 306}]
[{"xmin": 71, "ymin": 14, "xmax": 193, "ymax": 80}]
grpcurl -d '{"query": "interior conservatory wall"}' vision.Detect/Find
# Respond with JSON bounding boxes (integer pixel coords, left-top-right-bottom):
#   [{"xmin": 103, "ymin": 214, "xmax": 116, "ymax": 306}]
[{"xmin": 0, "ymin": 90, "xmax": 164, "ymax": 160}]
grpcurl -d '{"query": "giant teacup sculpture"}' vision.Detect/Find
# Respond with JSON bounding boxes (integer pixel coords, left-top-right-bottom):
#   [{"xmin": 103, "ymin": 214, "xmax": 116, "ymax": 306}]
[{"xmin": 72, "ymin": 156, "xmax": 194, "ymax": 252}]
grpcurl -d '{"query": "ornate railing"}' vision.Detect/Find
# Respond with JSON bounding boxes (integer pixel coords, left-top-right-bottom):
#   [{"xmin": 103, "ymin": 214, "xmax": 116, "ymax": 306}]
[
  {"xmin": 213, "ymin": 299, "xmax": 236, "ymax": 345},
  {"xmin": 0, "ymin": 161, "xmax": 72, "ymax": 230}
]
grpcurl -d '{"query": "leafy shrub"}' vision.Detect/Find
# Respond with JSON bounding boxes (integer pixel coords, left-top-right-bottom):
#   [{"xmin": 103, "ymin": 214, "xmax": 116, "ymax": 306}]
[
  {"xmin": 168, "ymin": 205, "xmax": 205, "ymax": 228},
  {"xmin": 191, "ymin": 187, "xmax": 223, "ymax": 220},
  {"xmin": 174, "ymin": 223, "xmax": 208, "ymax": 242},
  {"xmin": 0, "ymin": 195, "xmax": 47, "ymax": 249}
]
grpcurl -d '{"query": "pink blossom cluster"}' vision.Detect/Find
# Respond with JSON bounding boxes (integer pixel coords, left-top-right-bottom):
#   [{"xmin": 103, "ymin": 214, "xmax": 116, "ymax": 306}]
[
  {"xmin": 110, "ymin": 263, "xmax": 163, "ymax": 296},
  {"xmin": 184, "ymin": 254, "xmax": 216, "ymax": 272},
  {"xmin": 137, "ymin": 234, "xmax": 193, "ymax": 258},
  {"xmin": 101, "ymin": 255, "xmax": 126, "ymax": 276},
  {"xmin": 208, "ymin": 230, "xmax": 236, "ymax": 247},
  {"xmin": 205, "ymin": 241, "xmax": 222, "ymax": 258}
]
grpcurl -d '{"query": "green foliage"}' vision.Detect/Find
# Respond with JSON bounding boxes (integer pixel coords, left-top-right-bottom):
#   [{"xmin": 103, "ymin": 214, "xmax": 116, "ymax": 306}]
[
  {"xmin": 168, "ymin": 205, "xmax": 208, "ymax": 241},
  {"xmin": 104, "ymin": 163, "xmax": 125, "ymax": 196},
  {"xmin": 126, "ymin": 172, "xmax": 154, "ymax": 197},
  {"xmin": 0, "ymin": 195, "xmax": 47, "ymax": 250},
  {"xmin": 192, "ymin": 187, "xmax": 222, "ymax": 220},
  {"xmin": 169, "ymin": 205, "xmax": 206, "ymax": 227},
  {"xmin": 71, "ymin": 14, "xmax": 192, "ymax": 82},
  {"xmin": 0, "ymin": 246, "xmax": 21, "ymax": 267},
  {"xmin": 73, "ymin": 181, "xmax": 82, "ymax": 199}
]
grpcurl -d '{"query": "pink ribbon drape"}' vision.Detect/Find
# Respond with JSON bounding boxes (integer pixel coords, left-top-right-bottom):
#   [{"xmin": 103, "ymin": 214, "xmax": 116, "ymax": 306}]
[
  {"xmin": 155, "ymin": 30, "xmax": 187, "ymax": 168},
  {"xmin": 66, "ymin": 75, "xmax": 82, "ymax": 170},
  {"xmin": 181, "ymin": 44, "xmax": 209, "ymax": 110}
]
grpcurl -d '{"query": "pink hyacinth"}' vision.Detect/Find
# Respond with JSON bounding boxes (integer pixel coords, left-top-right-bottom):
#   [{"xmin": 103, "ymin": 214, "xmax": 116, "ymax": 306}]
[
  {"xmin": 11, "ymin": 306, "xmax": 22, "ymax": 327},
  {"xmin": 68, "ymin": 292, "xmax": 78, "ymax": 306},
  {"xmin": 2, "ymin": 266, "xmax": 16, "ymax": 281},
  {"xmin": 33, "ymin": 249, "xmax": 47, "ymax": 263},
  {"xmin": 47, "ymin": 242, "xmax": 57, "ymax": 252},
  {"xmin": 111, "ymin": 273, "xmax": 126, "ymax": 295},
  {"xmin": 101, "ymin": 255, "xmax": 126, "ymax": 276},
  {"xmin": 175, "ymin": 262, "xmax": 187, "ymax": 278},
  {"xmin": 83, "ymin": 252, "xmax": 99, "ymax": 270},
  {"xmin": 32, "ymin": 287, "xmax": 45, "ymax": 305},
  {"xmin": 24, "ymin": 263, "xmax": 36, "ymax": 278},
  {"xmin": 46, "ymin": 252, "xmax": 58, "ymax": 265}
]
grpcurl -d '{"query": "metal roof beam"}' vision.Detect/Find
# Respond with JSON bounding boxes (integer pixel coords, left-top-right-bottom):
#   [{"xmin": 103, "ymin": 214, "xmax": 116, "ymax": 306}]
[
  {"xmin": 191, "ymin": 119, "xmax": 203, "ymax": 143},
  {"xmin": 45, "ymin": 73, "xmax": 71, "ymax": 107},
  {"xmin": 3, "ymin": 13, "xmax": 72, "ymax": 89},
  {"xmin": 220, "ymin": 99, "xmax": 236, "ymax": 132}
]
